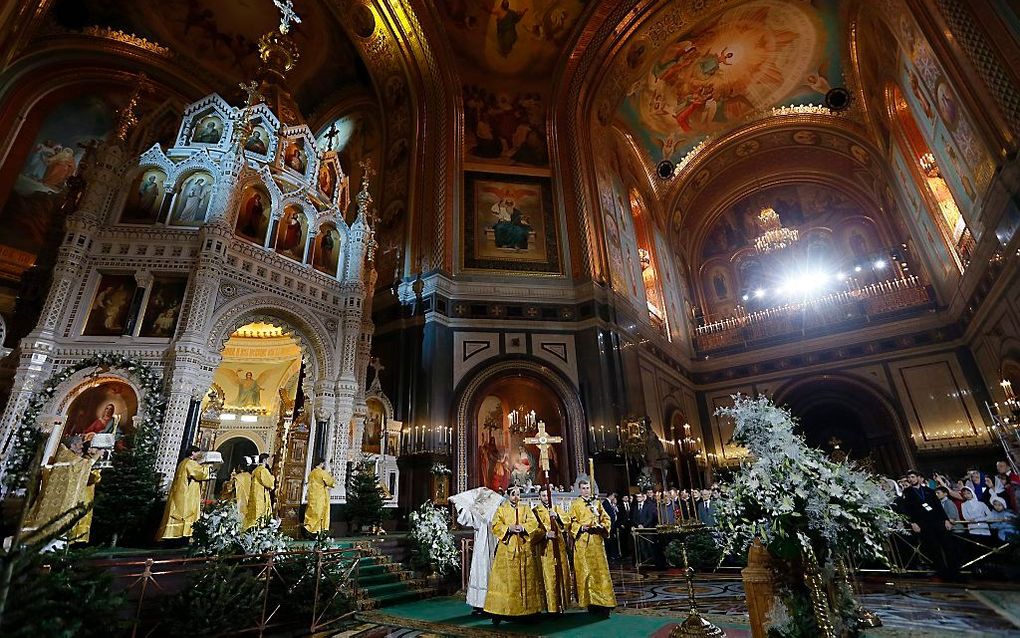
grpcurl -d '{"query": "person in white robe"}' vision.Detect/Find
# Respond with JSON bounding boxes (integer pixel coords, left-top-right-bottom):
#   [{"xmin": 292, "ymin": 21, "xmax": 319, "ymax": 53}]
[{"xmin": 449, "ymin": 486, "xmax": 501, "ymax": 613}]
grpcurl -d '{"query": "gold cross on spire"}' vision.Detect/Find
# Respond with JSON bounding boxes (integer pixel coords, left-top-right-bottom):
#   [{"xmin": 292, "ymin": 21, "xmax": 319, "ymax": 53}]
[
  {"xmin": 273, "ymin": 0, "xmax": 302, "ymax": 34},
  {"xmin": 239, "ymin": 80, "xmax": 265, "ymax": 109},
  {"xmin": 524, "ymin": 421, "xmax": 562, "ymax": 473}
]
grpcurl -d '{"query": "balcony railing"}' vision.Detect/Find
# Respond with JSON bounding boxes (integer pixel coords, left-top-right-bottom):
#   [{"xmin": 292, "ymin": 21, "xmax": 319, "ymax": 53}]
[{"xmin": 693, "ymin": 275, "xmax": 933, "ymax": 354}]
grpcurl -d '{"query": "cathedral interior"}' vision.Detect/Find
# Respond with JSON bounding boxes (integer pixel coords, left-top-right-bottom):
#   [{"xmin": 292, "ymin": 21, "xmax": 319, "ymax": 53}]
[{"xmin": 0, "ymin": 0, "xmax": 1019, "ymax": 635}]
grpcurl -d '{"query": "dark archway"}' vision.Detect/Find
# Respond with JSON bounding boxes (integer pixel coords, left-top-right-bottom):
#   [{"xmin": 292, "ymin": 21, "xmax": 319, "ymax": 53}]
[
  {"xmin": 214, "ymin": 437, "xmax": 259, "ymax": 495},
  {"xmin": 776, "ymin": 378, "xmax": 911, "ymax": 476}
]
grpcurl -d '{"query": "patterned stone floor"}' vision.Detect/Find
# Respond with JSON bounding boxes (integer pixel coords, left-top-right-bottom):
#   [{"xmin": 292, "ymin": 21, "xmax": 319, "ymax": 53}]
[{"xmin": 327, "ymin": 568, "xmax": 1020, "ymax": 637}]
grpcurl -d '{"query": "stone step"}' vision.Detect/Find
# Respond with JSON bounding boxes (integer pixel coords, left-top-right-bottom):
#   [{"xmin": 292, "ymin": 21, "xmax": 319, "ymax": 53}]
[{"xmin": 356, "ymin": 586, "xmax": 437, "ymax": 611}]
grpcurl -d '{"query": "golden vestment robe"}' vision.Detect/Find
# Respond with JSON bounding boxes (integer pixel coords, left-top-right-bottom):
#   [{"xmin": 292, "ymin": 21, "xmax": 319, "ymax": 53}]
[
  {"xmin": 233, "ymin": 471, "xmax": 251, "ymax": 518},
  {"xmin": 303, "ymin": 467, "xmax": 336, "ymax": 534},
  {"xmin": 22, "ymin": 445, "xmax": 94, "ymax": 542},
  {"xmin": 567, "ymin": 497, "xmax": 617, "ymax": 609},
  {"xmin": 483, "ymin": 501, "xmax": 544, "ymax": 617},
  {"xmin": 157, "ymin": 458, "xmax": 210, "ymax": 539},
  {"xmin": 70, "ymin": 469, "xmax": 102, "ymax": 544},
  {"xmin": 532, "ymin": 503, "xmax": 573, "ymax": 612},
  {"xmin": 243, "ymin": 464, "xmax": 275, "ymax": 530}
]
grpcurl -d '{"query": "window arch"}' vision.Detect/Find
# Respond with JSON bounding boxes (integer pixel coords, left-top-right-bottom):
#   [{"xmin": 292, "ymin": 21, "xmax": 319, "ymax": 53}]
[
  {"xmin": 891, "ymin": 86, "xmax": 973, "ymax": 270},
  {"xmin": 628, "ymin": 189, "xmax": 670, "ymax": 340}
]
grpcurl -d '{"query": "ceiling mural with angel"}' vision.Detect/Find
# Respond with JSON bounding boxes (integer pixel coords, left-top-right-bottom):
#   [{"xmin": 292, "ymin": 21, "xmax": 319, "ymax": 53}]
[{"xmin": 616, "ymin": 0, "xmax": 847, "ymax": 164}]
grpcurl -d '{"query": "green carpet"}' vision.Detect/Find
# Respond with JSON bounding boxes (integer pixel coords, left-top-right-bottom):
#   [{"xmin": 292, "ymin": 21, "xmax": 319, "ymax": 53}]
[{"xmin": 357, "ymin": 596, "xmax": 752, "ymax": 637}]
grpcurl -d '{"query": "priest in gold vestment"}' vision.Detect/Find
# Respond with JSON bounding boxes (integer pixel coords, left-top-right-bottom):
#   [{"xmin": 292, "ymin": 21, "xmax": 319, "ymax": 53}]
[
  {"xmin": 567, "ymin": 479, "xmax": 617, "ymax": 615},
  {"xmin": 22, "ymin": 443, "xmax": 97, "ymax": 543},
  {"xmin": 157, "ymin": 446, "xmax": 212, "ymax": 540},
  {"xmin": 483, "ymin": 486, "xmax": 544, "ymax": 620},
  {"xmin": 243, "ymin": 453, "xmax": 275, "ymax": 530},
  {"xmin": 70, "ymin": 466, "xmax": 102, "ymax": 544},
  {"xmin": 303, "ymin": 457, "xmax": 336, "ymax": 535},
  {"xmin": 533, "ymin": 490, "xmax": 572, "ymax": 613}
]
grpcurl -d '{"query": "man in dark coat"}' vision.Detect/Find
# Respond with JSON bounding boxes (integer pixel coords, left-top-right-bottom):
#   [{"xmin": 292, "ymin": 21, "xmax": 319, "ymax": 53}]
[{"xmin": 901, "ymin": 469, "xmax": 959, "ymax": 579}]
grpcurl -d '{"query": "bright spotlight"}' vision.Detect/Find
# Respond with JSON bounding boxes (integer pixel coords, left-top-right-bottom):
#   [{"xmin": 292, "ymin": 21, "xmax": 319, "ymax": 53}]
[
  {"xmin": 742, "ymin": 294, "xmax": 749, "ymax": 301},
  {"xmin": 874, "ymin": 259, "xmax": 887, "ymax": 269},
  {"xmin": 754, "ymin": 288, "xmax": 765, "ymax": 298},
  {"xmin": 854, "ymin": 265, "xmax": 862, "ymax": 272}
]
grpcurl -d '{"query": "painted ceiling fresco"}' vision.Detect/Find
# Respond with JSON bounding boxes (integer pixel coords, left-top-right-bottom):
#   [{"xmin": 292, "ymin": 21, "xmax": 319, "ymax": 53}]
[
  {"xmin": 437, "ymin": 0, "xmax": 587, "ymax": 80},
  {"xmin": 50, "ymin": 0, "xmax": 367, "ymax": 112},
  {"xmin": 616, "ymin": 0, "xmax": 846, "ymax": 164}
]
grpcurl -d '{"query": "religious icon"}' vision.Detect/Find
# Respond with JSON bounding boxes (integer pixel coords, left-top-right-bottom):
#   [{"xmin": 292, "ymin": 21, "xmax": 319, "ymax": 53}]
[
  {"xmin": 275, "ymin": 205, "xmax": 306, "ymax": 260},
  {"xmin": 235, "ymin": 185, "xmax": 270, "ymax": 243},
  {"xmin": 139, "ymin": 276, "xmax": 187, "ymax": 338},
  {"xmin": 228, "ymin": 369, "xmax": 265, "ymax": 408},
  {"xmin": 121, "ymin": 169, "xmax": 167, "ymax": 223},
  {"xmin": 284, "ymin": 139, "xmax": 308, "ymax": 173},
  {"xmin": 83, "ymin": 273, "xmax": 138, "ymax": 336},
  {"xmin": 318, "ymin": 163, "xmax": 336, "ymax": 198},
  {"xmin": 713, "ymin": 272, "xmax": 728, "ymax": 299},
  {"xmin": 170, "ymin": 171, "xmax": 214, "ymax": 226},
  {"xmin": 244, "ymin": 126, "xmax": 269, "ymax": 154},
  {"xmin": 312, "ymin": 224, "xmax": 341, "ymax": 275},
  {"xmin": 191, "ymin": 115, "xmax": 224, "ymax": 144},
  {"xmin": 363, "ymin": 398, "xmax": 384, "ymax": 454},
  {"xmin": 63, "ymin": 380, "xmax": 138, "ymax": 451},
  {"xmin": 466, "ymin": 173, "xmax": 557, "ymax": 272},
  {"xmin": 935, "ymin": 80, "xmax": 959, "ymax": 132}
]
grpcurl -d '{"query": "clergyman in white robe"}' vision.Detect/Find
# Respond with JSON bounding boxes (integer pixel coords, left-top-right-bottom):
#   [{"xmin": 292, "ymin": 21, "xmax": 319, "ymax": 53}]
[{"xmin": 449, "ymin": 486, "xmax": 501, "ymax": 610}]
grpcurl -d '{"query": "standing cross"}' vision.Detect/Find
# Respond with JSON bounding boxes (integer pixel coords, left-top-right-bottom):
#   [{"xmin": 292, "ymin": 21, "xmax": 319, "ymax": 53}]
[
  {"xmin": 239, "ymin": 80, "xmax": 265, "ymax": 109},
  {"xmin": 523, "ymin": 421, "xmax": 562, "ymax": 473},
  {"xmin": 324, "ymin": 122, "xmax": 341, "ymax": 151},
  {"xmin": 274, "ymin": 0, "xmax": 302, "ymax": 34},
  {"xmin": 368, "ymin": 356, "xmax": 385, "ymax": 384}
]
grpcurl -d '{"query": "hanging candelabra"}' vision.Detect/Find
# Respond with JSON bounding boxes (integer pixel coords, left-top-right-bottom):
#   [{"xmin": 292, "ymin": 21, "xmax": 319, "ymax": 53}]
[
  {"xmin": 507, "ymin": 405, "xmax": 537, "ymax": 435},
  {"xmin": 753, "ymin": 206, "xmax": 799, "ymax": 254}
]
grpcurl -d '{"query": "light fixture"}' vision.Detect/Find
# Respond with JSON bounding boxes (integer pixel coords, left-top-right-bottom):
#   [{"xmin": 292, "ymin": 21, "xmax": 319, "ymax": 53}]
[
  {"xmin": 854, "ymin": 265, "xmax": 862, "ymax": 272},
  {"xmin": 874, "ymin": 259, "xmax": 887, "ymax": 270},
  {"xmin": 742, "ymin": 294, "xmax": 750, "ymax": 301},
  {"xmin": 753, "ymin": 206, "xmax": 799, "ymax": 254},
  {"xmin": 754, "ymin": 288, "xmax": 765, "ymax": 298}
]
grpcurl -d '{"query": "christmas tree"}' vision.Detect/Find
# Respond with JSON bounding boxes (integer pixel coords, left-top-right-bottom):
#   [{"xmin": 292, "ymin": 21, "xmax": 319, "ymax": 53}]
[
  {"xmin": 91, "ymin": 447, "xmax": 163, "ymax": 546},
  {"xmin": 344, "ymin": 457, "xmax": 383, "ymax": 534}
]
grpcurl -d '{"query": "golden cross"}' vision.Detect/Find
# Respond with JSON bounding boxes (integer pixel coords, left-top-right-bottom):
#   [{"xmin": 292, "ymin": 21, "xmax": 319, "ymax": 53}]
[
  {"xmin": 238, "ymin": 81, "xmax": 265, "ymax": 109},
  {"xmin": 523, "ymin": 421, "xmax": 562, "ymax": 472}
]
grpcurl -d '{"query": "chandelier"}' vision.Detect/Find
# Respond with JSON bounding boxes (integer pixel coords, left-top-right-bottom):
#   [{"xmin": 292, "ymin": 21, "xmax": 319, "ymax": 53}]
[
  {"xmin": 754, "ymin": 206, "xmax": 799, "ymax": 254},
  {"xmin": 507, "ymin": 405, "xmax": 537, "ymax": 435}
]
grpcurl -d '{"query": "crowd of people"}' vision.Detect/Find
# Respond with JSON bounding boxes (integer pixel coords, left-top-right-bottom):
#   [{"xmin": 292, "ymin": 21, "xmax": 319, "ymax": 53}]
[{"xmin": 891, "ymin": 461, "xmax": 1018, "ymax": 578}]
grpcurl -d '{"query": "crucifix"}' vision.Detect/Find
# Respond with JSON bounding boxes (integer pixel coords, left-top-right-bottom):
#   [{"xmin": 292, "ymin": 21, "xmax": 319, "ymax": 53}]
[
  {"xmin": 274, "ymin": 0, "xmax": 302, "ymax": 34},
  {"xmin": 324, "ymin": 122, "xmax": 341, "ymax": 151},
  {"xmin": 523, "ymin": 421, "xmax": 570, "ymax": 610},
  {"xmin": 368, "ymin": 356, "xmax": 385, "ymax": 387}
]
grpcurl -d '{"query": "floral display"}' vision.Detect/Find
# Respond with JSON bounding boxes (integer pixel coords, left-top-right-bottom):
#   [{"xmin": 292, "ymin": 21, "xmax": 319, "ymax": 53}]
[
  {"xmin": 407, "ymin": 502, "xmax": 459, "ymax": 577},
  {"xmin": 714, "ymin": 394, "xmax": 899, "ymax": 636},
  {"xmin": 190, "ymin": 500, "xmax": 288, "ymax": 557},
  {"xmin": 429, "ymin": 461, "xmax": 451, "ymax": 476}
]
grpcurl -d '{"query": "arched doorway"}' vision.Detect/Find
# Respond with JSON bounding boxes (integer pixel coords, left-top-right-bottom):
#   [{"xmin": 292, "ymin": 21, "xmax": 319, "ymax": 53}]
[
  {"xmin": 469, "ymin": 375, "xmax": 569, "ymax": 490},
  {"xmin": 214, "ymin": 436, "xmax": 258, "ymax": 495},
  {"xmin": 454, "ymin": 360, "xmax": 587, "ymax": 493},
  {"xmin": 775, "ymin": 377, "xmax": 911, "ymax": 476}
]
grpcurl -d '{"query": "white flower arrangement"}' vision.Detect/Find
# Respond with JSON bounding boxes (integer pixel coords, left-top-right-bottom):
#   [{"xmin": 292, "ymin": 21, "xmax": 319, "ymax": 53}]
[
  {"xmin": 191, "ymin": 501, "xmax": 289, "ymax": 556},
  {"xmin": 408, "ymin": 502, "xmax": 459, "ymax": 576},
  {"xmin": 714, "ymin": 395, "xmax": 898, "ymax": 565},
  {"xmin": 430, "ymin": 462, "xmax": 452, "ymax": 476}
]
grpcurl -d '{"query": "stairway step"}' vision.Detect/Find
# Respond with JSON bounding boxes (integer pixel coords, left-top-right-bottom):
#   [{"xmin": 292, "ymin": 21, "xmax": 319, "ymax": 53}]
[
  {"xmin": 357, "ymin": 587, "xmax": 437, "ymax": 610},
  {"xmin": 355, "ymin": 572, "xmax": 402, "ymax": 586},
  {"xmin": 360, "ymin": 581, "xmax": 412, "ymax": 597}
]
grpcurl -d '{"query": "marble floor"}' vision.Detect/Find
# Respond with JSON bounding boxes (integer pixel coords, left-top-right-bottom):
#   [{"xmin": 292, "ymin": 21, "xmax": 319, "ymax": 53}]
[{"xmin": 329, "ymin": 568, "xmax": 1020, "ymax": 637}]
